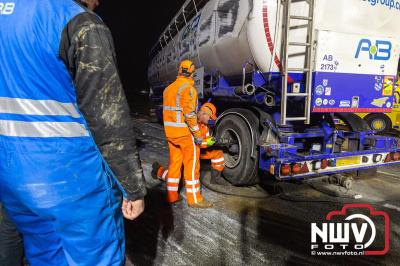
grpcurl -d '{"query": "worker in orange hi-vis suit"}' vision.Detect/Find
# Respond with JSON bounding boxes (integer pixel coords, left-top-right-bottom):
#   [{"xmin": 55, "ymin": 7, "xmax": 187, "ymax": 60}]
[
  {"xmin": 153, "ymin": 102, "xmax": 226, "ymax": 186},
  {"xmin": 156, "ymin": 60, "xmax": 213, "ymax": 208},
  {"xmin": 197, "ymin": 103, "xmax": 225, "ymax": 185}
]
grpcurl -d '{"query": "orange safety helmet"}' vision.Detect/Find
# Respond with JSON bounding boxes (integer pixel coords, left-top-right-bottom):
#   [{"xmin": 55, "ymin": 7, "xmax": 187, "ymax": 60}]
[
  {"xmin": 178, "ymin": 60, "xmax": 195, "ymax": 77},
  {"xmin": 200, "ymin": 102, "xmax": 217, "ymax": 120}
]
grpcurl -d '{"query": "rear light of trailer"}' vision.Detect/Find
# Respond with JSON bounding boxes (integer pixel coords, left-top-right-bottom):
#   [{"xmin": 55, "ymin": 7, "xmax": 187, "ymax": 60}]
[
  {"xmin": 385, "ymin": 154, "xmax": 392, "ymax": 163},
  {"xmin": 269, "ymin": 164, "xmax": 275, "ymax": 176},
  {"xmin": 300, "ymin": 163, "xmax": 310, "ymax": 174},
  {"xmin": 321, "ymin": 159, "xmax": 328, "ymax": 169},
  {"xmin": 291, "ymin": 163, "xmax": 302, "ymax": 174},
  {"xmin": 281, "ymin": 164, "xmax": 291, "ymax": 176},
  {"xmin": 386, "ymin": 152, "xmax": 400, "ymax": 162}
]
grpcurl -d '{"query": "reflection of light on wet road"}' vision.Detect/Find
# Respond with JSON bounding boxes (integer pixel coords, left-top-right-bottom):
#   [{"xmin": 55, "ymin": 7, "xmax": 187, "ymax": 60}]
[
  {"xmin": 384, "ymin": 203, "xmax": 400, "ymax": 212},
  {"xmin": 378, "ymin": 171, "xmax": 400, "ymax": 180}
]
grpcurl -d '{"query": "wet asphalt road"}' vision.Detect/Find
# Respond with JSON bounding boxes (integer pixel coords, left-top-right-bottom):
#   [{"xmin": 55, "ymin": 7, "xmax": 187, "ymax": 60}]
[{"xmin": 125, "ymin": 118, "xmax": 400, "ymax": 266}]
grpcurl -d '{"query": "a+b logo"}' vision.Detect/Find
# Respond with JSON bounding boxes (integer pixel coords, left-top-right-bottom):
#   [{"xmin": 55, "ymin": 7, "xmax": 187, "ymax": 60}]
[
  {"xmin": 355, "ymin": 39, "xmax": 392, "ymax": 61},
  {"xmin": 0, "ymin": 2, "xmax": 15, "ymax": 15}
]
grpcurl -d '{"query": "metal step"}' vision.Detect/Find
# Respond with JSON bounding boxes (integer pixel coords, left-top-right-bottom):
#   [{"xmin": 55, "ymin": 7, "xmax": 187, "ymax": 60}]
[
  {"xmin": 286, "ymin": 117, "xmax": 307, "ymax": 122},
  {"xmin": 290, "ymin": 15, "xmax": 312, "ymax": 20},
  {"xmin": 289, "ymin": 42, "xmax": 311, "ymax": 46},
  {"xmin": 280, "ymin": 0, "xmax": 316, "ymax": 126},
  {"xmin": 287, "ymin": 93, "xmax": 308, "ymax": 97}
]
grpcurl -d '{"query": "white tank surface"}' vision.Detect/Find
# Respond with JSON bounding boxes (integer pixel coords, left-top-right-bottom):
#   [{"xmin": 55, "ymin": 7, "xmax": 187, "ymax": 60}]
[{"xmin": 148, "ymin": 0, "xmax": 400, "ymax": 87}]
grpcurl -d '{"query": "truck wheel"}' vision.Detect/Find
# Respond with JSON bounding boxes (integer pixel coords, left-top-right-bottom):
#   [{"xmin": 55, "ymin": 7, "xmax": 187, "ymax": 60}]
[
  {"xmin": 364, "ymin": 113, "xmax": 392, "ymax": 133},
  {"xmin": 215, "ymin": 114, "xmax": 258, "ymax": 186}
]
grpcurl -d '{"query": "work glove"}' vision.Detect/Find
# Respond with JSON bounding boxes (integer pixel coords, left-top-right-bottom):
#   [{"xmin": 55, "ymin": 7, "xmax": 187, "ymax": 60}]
[
  {"xmin": 206, "ymin": 137, "xmax": 216, "ymax": 147},
  {"xmin": 194, "ymin": 137, "xmax": 203, "ymax": 146}
]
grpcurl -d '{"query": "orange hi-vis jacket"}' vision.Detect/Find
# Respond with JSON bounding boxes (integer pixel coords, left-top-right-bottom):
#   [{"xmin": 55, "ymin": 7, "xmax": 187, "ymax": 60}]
[
  {"xmin": 163, "ymin": 76, "xmax": 202, "ymax": 139},
  {"xmin": 199, "ymin": 123, "xmax": 225, "ymax": 172},
  {"xmin": 199, "ymin": 123, "xmax": 211, "ymax": 149}
]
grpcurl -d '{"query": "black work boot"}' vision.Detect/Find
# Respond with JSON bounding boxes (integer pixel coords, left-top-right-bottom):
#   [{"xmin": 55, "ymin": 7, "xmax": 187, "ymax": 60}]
[
  {"xmin": 210, "ymin": 168, "xmax": 224, "ymax": 185},
  {"xmin": 151, "ymin": 162, "xmax": 162, "ymax": 180}
]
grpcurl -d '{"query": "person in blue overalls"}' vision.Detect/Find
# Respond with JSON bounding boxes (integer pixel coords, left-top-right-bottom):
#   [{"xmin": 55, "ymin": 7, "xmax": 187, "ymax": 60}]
[{"xmin": 0, "ymin": 1, "xmax": 147, "ymax": 265}]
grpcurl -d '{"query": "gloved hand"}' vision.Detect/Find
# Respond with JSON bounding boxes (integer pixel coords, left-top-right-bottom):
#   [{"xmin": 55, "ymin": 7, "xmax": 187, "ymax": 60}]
[
  {"xmin": 194, "ymin": 137, "xmax": 203, "ymax": 146},
  {"xmin": 206, "ymin": 137, "xmax": 216, "ymax": 147}
]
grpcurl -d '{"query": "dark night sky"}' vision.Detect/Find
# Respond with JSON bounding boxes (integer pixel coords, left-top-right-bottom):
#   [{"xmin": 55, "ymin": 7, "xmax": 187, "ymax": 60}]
[{"xmin": 96, "ymin": 1, "xmax": 185, "ymax": 113}]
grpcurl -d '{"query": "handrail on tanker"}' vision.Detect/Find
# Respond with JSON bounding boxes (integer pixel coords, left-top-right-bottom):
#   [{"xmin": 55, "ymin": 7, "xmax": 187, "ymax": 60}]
[{"xmin": 149, "ymin": 0, "xmax": 209, "ymax": 58}]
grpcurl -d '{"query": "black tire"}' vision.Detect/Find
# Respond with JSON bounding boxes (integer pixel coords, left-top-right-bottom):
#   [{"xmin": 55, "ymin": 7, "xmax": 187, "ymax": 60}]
[
  {"xmin": 364, "ymin": 113, "xmax": 392, "ymax": 133},
  {"xmin": 215, "ymin": 114, "xmax": 258, "ymax": 186},
  {"xmin": 335, "ymin": 113, "xmax": 371, "ymax": 132},
  {"xmin": 335, "ymin": 113, "xmax": 371, "ymax": 151}
]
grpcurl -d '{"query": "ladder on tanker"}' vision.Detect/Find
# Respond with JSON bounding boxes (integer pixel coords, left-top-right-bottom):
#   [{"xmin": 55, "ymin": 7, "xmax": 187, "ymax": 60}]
[{"xmin": 280, "ymin": 0, "xmax": 316, "ymax": 126}]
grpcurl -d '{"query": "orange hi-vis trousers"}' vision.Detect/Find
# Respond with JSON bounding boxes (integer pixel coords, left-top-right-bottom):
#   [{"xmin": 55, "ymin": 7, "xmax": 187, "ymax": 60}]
[
  {"xmin": 200, "ymin": 149, "xmax": 225, "ymax": 171},
  {"xmin": 163, "ymin": 135, "xmax": 202, "ymax": 205},
  {"xmin": 158, "ymin": 148, "xmax": 225, "ymax": 182}
]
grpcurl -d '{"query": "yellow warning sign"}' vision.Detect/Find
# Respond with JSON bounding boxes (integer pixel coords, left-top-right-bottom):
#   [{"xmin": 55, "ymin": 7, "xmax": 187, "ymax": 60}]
[{"xmin": 382, "ymin": 76, "xmax": 394, "ymax": 96}]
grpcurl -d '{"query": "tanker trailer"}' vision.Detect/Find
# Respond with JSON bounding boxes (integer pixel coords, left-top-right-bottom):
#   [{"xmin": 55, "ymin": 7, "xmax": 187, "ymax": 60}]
[{"xmin": 148, "ymin": 0, "xmax": 400, "ymax": 185}]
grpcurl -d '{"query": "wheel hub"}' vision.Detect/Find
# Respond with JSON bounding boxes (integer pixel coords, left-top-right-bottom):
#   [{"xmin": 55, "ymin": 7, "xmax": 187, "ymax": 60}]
[
  {"xmin": 221, "ymin": 128, "xmax": 242, "ymax": 169},
  {"xmin": 371, "ymin": 119, "xmax": 385, "ymax": 131}
]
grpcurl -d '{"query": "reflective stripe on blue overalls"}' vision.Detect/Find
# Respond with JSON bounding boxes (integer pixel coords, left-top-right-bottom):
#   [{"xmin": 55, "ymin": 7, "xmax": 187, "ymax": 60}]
[{"xmin": 0, "ymin": 1, "xmax": 126, "ymax": 265}]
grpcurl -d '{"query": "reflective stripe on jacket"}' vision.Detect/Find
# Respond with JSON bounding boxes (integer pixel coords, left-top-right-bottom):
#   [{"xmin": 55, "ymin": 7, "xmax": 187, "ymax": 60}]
[
  {"xmin": 199, "ymin": 123, "xmax": 211, "ymax": 149},
  {"xmin": 0, "ymin": 1, "xmax": 89, "ymax": 142}
]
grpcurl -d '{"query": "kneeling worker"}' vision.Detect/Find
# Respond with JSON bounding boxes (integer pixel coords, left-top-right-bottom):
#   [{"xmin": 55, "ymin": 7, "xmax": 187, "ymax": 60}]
[
  {"xmin": 153, "ymin": 102, "xmax": 225, "ymax": 192},
  {"xmin": 196, "ymin": 103, "xmax": 225, "ymax": 185},
  {"xmin": 158, "ymin": 60, "xmax": 213, "ymax": 208}
]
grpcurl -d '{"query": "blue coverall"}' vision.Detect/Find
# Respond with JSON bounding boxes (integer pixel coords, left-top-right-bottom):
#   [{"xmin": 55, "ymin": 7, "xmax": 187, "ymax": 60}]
[{"xmin": 0, "ymin": 1, "xmax": 129, "ymax": 265}]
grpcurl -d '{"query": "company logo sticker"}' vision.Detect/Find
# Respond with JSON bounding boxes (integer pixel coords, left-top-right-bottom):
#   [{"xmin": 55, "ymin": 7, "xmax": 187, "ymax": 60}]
[
  {"xmin": 339, "ymin": 100, "xmax": 351, "ymax": 107},
  {"xmin": 355, "ymin": 39, "xmax": 392, "ymax": 61},
  {"xmin": 325, "ymin": 87, "xmax": 332, "ymax": 96},
  {"xmin": 315, "ymin": 98, "xmax": 323, "ymax": 106},
  {"xmin": 382, "ymin": 76, "xmax": 394, "ymax": 96},
  {"xmin": 374, "ymin": 76, "xmax": 383, "ymax": 91},
  {"xmin": 371, "ymin": 97, "xmax": 390, "ymax": 108},
  {"xmin": 351, "ymin": 97, "xmax": 359, "ymax": 108},
  {"xmin": 323, "ymin": 99, "xmax": 328, "ymax": 106},
  {"xmin": 329, "ymin": 100, "xmax": 336, "ymax": 106},
  {"xmin": 315, "ymin": 86, "xmax": 324, "ymax": 96}
]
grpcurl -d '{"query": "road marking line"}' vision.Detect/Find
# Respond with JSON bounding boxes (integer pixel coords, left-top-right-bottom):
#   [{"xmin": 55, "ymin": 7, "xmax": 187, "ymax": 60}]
[
  {"xmin": 378, "ymin": 171, "xmax": 400, "ymax": 180},
  {"xmin": 383, "ymin": 203, "xmax": 400, "ymax": 212}
]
